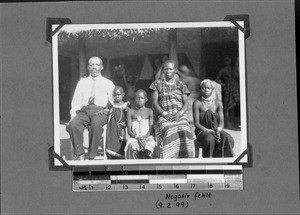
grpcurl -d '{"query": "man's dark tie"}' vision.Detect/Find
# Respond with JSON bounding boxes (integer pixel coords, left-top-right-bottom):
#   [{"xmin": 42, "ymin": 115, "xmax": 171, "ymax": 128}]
[{"xmin": 88, "ymin": 78, "xmax": 96, "ymax": 105}]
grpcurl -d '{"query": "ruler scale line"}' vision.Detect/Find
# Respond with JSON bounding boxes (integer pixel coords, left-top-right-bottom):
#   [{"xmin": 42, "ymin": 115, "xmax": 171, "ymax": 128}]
[{"xmin": 73, "ymin": 165, "xmax": 243, "ymax": 191}]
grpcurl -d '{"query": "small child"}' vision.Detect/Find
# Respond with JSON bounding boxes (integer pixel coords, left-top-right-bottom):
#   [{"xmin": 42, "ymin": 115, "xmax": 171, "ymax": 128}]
[
  {"xmin": 125, "ymin": 89, "xmax": 156, "ymax": 159},
  {"xmin": 105, "ymin": 86, "xmax": 129, "ymax": 159}
]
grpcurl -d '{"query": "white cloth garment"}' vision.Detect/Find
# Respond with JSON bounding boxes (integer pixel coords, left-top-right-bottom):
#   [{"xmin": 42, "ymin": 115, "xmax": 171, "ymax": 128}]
[
  {"xmin": 125, "ymin": 118, "xmax": 156, "ymax": 159},
  {"xmin": 131, "ymin": 118, "xmax": 150, "ymax": 137}
]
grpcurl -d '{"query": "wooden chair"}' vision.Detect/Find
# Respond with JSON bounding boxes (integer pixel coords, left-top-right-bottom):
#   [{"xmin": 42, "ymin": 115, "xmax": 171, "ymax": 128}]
[{"xmin": 82, "ymin": 125, "xmax": 107, "ymax": 159}]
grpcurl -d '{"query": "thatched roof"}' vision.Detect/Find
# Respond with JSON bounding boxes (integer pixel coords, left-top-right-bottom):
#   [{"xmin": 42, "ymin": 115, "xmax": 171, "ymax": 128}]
[{"xmin": 57, "ymin": 27, "xmax": 238, "ymax": 59}]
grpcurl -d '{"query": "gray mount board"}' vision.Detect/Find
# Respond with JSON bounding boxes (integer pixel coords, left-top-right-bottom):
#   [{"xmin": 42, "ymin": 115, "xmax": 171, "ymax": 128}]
[{"xmin": 1, "ymin": 1, "xmax": 299, "ymax": 214}]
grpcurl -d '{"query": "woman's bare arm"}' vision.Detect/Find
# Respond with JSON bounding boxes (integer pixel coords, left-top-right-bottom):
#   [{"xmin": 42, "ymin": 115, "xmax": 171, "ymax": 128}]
[{"xmin": 216, "ymin": 100, "xmax": 224, "ymax": 132}]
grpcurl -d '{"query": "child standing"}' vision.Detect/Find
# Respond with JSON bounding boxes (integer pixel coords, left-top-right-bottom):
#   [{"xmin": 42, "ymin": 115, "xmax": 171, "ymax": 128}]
[
  {"xmin": 215, "ymin": 56, "xmax": 236, "ymax": 129},
  {"xmin": 125, "ymin": 90, "xmax": 156, "ymax": 159},
  {"xmin": 105, "ymin": 86, "xmax": 129, "ymax": 159}
]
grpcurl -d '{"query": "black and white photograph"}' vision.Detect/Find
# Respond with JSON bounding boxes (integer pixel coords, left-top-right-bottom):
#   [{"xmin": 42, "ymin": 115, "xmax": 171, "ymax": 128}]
[{"xmin": 53, "ymin": 22, "xmax": 247, "ymax": 166}]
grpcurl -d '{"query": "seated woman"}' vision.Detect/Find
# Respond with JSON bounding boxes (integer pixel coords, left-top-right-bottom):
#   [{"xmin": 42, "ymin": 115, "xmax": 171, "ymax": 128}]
[
  {"xmin": 150, "ymin": 60, "xmax": 195, "ymax": 159},
  {"xmin": 193, "ymin": 79, "xmax": 234, "ymax": 158},
  {"xmin": 125, "ymin": 90, "xmax": 156, "ymax": 159}
]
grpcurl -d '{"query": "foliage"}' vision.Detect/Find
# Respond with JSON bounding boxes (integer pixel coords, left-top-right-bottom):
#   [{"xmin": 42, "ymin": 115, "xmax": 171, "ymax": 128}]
[{"xmin": 58, "ymin": 28, "xmax": 170, "ymax": 43}]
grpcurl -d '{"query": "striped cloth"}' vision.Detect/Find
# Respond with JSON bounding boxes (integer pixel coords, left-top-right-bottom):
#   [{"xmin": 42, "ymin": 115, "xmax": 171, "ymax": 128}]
[{"xmin": 150, "ymin": 80, "xmax": 195, "ymax": 158}]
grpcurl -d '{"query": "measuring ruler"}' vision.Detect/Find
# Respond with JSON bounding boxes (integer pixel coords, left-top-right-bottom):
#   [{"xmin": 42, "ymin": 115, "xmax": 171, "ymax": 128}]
[{"xmin": 73, "ymin": 165, "xmax": 243, "ymax": 191}]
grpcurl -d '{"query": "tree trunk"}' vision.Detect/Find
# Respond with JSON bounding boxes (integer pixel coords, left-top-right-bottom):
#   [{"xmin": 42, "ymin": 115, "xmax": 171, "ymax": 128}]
[
  {"xmin": 168, "ymin": 29, "xmax": 178, "ymax": 65},
  {"xmin": 187, "ymin": 29, "xmax": 202, "ymax": 78},
  {"xmin": 78, "ymin": 36, "xmax": 87, "ymax": 77},
  {"xmin": 103, "ymin": 57, "xmax": 111, "ymax": 78}
]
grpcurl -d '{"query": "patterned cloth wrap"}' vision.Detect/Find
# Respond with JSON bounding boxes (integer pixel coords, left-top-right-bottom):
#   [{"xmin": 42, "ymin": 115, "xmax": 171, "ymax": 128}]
[
  {"xmin": 105, "ymin": 102, "xmax": 128, "ymax": 159},
  {"xmin": 150, "ymin": 80, "xmax": 195, "ymax": 159},
  {"xmin": 195, "ymin": 110, "xmax": 235, "ymax": 158}
]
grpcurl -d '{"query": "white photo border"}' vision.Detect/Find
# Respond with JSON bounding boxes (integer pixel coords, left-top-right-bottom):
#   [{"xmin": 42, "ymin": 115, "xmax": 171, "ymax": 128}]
[{"xmin": 52, "ymin": 21, "xmax": 247, "ymax": 166}]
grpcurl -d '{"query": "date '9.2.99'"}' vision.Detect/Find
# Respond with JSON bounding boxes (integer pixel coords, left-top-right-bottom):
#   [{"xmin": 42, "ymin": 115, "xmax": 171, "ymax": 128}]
[{"xmin": 155, "ymin": 192, "xmax": 212, "ymax": 210}]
